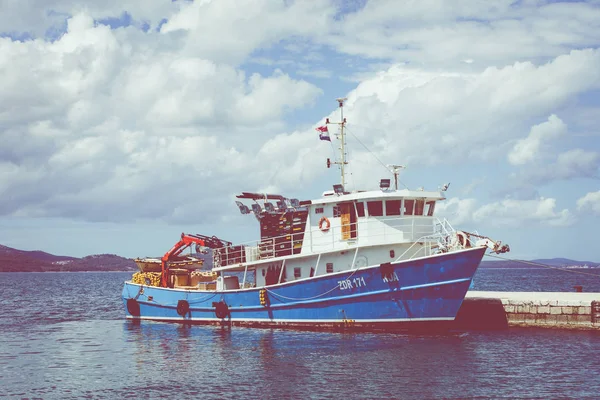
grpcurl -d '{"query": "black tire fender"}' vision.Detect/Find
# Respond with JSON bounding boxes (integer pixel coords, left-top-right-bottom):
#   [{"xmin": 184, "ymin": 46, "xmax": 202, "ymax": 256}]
[
  {"xmin": 126, "ymin": 298, "xmax": 140, "ymax": 317},
  {"xmin": 177, "ymin": 300, "xmax": 190, "ymax": 317},
  {"xmin": 212, "ymin": 301, "xmax": 229, "ymax": 319}
]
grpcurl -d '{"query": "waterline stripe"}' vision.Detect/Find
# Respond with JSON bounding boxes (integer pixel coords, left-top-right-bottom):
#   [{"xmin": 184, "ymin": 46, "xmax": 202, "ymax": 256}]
[{"xmin": 125, "ymin": 316, "xmax": 455, "ymax": 323}]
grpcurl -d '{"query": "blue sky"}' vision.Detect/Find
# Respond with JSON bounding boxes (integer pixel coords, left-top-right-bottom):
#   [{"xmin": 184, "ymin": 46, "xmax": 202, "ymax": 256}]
[{"xmin": 0, "ymin": 0, "xmax": 599, "ymax": 262}]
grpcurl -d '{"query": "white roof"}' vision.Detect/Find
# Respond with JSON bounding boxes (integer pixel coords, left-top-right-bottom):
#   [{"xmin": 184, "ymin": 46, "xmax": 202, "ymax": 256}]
[{"xmin": 311, "ymin": 189, "xmax": 446, "ymax": 205}]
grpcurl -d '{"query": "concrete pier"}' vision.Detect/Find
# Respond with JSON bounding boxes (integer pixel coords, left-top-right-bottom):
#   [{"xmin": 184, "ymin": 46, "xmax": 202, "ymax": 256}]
[{"xmin": 454, "ymin": 291, "xmax": 600, "ymax": 331}]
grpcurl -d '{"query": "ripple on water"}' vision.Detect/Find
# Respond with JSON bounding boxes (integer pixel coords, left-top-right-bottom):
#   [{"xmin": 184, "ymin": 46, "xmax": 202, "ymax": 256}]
[{"xmin": 0, "ymin": 271, "xmax": 599, "ymax": 399}]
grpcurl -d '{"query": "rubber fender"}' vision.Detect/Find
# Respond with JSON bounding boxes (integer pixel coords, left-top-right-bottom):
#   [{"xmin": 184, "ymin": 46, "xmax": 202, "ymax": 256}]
[
  {"xmin": 212, "ymin": 301, "xmax": 229, "ymax": 319},
  {"xmin": 176, "ymin": 300, "xmax": 190, "ymax": 316},
  {"xmin": 126, "ymin": 298, "xmax": 141, "ymax": 317}
]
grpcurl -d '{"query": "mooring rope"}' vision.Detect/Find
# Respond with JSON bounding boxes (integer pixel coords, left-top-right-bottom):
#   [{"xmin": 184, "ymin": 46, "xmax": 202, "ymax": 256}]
[
  {"xmin": 485, "ymin": 253, "xmax": 600, "ymax": 278},
  {"xmin": 266, "ymin": 264, "xmax": 365, "ymax": 302}
]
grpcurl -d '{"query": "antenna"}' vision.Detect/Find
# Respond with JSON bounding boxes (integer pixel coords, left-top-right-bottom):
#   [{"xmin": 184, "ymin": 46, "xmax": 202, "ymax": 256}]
[
  {"xmin": 387, "ymin": 164, "xmax": 405, "ymax": 190},
  {"xmin": 325, "ymin": 98, "xmax": 348, "ymax": 189}
]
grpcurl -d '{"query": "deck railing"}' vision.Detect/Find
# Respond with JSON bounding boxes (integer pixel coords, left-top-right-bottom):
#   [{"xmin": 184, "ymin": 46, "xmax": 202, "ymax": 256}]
[{"xmin": 212, "ymin": 216, "xmax": 461, "ymax": 269}]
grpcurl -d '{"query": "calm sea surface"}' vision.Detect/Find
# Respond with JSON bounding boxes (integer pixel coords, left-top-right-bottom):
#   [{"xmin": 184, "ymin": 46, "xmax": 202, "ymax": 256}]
[{"xmin": 1, "ymin": 268, "xmax": 600, "ymax": 399}]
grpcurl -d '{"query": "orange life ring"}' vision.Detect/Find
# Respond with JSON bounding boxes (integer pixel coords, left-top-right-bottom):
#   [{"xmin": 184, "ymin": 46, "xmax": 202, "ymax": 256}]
[{"xmin": 319, "ymin": 216, "xmax": 330, "ymax": 232}]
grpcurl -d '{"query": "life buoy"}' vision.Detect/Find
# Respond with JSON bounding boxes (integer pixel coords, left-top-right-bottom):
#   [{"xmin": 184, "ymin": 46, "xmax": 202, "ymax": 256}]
[
  {"xmin": 177, "ymin": 300, "xmax": 190, "ymax": 317},
  {"xmin": 319, "ymin": 216, "xmax": 330, "ymax": 232}
]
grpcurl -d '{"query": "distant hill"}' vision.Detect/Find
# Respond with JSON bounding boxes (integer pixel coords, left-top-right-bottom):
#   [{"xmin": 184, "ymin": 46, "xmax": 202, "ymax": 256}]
[
  {"xmin": 530, "ymin": 258, "xmax": 598, "ymax": 267},
  {"xmin": 0, "ymin": 244, "xmax": 77, "ymax": 262},
  {"xmin": 1, "ymin": 243, "xmax": 597, "ymax": 272},
  {"xmin": 480, "ymin": 258, "xmax": 599, "ymax": 269},
  {"xmin": 0, "ymin": 244, "xmax": 137, "ymax": 272}
]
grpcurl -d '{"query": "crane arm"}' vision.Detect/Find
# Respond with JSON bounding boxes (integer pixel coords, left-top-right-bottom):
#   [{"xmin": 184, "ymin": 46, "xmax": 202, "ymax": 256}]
[
  {"xmin": 160, "ymin": 233, "xmax": 231, "ymax": 287},
  {"xmin": 161, "ymin": 234, "xmax": 205, "ymax": 263}
]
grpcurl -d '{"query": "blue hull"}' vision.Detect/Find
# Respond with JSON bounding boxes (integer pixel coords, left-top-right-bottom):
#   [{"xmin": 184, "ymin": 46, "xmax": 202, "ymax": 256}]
[{"xmin": 122, "ymin": 247, "xmax": 485, "ymax": 331}]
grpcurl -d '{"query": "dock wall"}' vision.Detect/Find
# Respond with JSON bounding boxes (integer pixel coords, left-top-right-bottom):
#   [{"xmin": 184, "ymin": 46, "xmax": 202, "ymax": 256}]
[{"xmin": 455, "ymin": 291, "xmax": 600, "ymax": 331}]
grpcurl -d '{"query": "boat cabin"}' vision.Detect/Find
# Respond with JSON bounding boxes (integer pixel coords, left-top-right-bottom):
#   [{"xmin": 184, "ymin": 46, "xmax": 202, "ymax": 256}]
[
  {"xmin": 212, "ymin": 184, "xmax": 446, "ymax": 281},
  {"xmin": 301, "ymin": 185, "xmax": 443, "ymax": 254}
]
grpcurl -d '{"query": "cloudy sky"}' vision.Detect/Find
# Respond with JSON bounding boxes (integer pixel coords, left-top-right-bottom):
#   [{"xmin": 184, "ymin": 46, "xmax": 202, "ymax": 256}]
[{"xmin": 1, "ymin": 0, "xmax": 599, "ymax": 262}]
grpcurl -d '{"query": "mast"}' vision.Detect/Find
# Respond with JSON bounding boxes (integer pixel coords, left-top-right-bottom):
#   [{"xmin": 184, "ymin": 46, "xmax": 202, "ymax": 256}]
[
  {"xmin": 327, "ymin": 97, "xmax": 348, "ymax": 188},
  {"xmin": 387, "ymin": 164, "xmax": 405, "ymax": 190}
]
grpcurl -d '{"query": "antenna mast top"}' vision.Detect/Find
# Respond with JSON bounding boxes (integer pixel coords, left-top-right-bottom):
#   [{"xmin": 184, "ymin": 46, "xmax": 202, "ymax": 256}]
[
  {"xmin": 327, "ymin": 98, "xmax": 348, "ymax": 188},
  {"xmin": 387, "ymin": 164, "xmax": 405, "ymax": 190}
]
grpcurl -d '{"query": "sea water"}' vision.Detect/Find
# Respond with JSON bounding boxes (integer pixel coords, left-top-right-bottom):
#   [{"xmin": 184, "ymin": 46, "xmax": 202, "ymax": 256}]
[{"xmin": 1, "ymin": 269, "xmax": 599, "ymax": 399}]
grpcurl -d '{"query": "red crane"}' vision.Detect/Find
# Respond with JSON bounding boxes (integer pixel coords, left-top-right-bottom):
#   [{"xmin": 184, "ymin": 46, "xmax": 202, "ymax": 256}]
[{"xmin": 160, "ymin": 233, "xmax": 231, "ymax": 287}]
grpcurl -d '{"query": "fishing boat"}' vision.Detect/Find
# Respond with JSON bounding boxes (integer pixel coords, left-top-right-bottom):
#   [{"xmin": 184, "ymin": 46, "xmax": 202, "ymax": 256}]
[{"xmin": 122, "ymin": 98, "xmax": 509, "ymax": 331}]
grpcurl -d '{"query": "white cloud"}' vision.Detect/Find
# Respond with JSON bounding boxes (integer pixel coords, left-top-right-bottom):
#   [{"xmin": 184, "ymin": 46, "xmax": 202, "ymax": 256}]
[
  {"xmin": 577, "ymin": 191, "xmax": 600, "ymax": 215},
  {"xmin": 0, "ymin": 11, "xmax": 323, "ymax": 132},
  {"xmin": 159, "ymin": 0, "xmax": 335, "ymax": 64},
  {"xmin": 0, "ymin": 1, "xmax": 176, "ymax": 36},
  {"xmin": 554, "ymin": 149, "xmax": 600, "ymax": 179},
  {"xmin": 0, "ymin": 11, "xmax": 326, "ymax": 223},
  {"xmin": 326, "ymin": 0, "xmax": 600, "ymax": 67},
  {"xmin": 331, "ymin": 48, "xmax": 600, "ymax": 186},
  {"xmin": 3, "ymin": 18, "xmax": 599, "ymax": 223},
  {"xmin": 6, "ymin": 0, "xmax": 600, "ymax": 72},
  {"xmin": 235, "ymin": 71, "xmax": 323, "ymax": 124},
  {"xmin": 508, "ymin": 115, "xmax": 567, "ymax": 165},
  {"xmin": 436, "ymin": 196, "xmax": 575, "ymax": 228},
  {"xmin": 435, "ymin": 198, "xmax": 478, "ymax": 226},
  {"xmin": 1, "ymin": 2, "xmax": 599, "ymax": 233},
  {"xmin": 473, "ymin": 198, "xmax": 574, "ymax": 227},
  {"xmin": 508, "ymin": 148, "xmax": 600, "ymax": 186},
  {"xmin": 461, "ymin": 177, "xmax": 487, "ymax": 196}
]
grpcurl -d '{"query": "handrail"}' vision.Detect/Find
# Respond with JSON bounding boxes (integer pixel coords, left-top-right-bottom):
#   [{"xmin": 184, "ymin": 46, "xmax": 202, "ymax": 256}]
[
  {"xmin": 393, "ymin": 228, "xmax": 455, "ymax": 262},
  {"xmin": 394, "ymin": 235, "xmax": 431, "ymax": 261},
  {"xmin": 212, "ymin": 215, "xmax": 451, "ymax": 268}
]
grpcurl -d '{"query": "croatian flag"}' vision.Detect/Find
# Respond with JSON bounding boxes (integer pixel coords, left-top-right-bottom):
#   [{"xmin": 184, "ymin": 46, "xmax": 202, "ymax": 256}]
[{"xmin": 316, "ymin": 125, "xmax": 330, "ymax": 141}]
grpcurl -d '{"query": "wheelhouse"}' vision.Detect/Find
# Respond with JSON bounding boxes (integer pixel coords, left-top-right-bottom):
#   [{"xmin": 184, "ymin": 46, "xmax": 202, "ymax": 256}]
[{"xmin": 299, "ymin": 188, "xmax": 444, "ymax": 255}]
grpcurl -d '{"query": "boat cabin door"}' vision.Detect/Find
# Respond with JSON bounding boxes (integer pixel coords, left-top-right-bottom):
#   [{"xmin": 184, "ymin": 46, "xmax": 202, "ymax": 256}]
[{"xmin": 339, "ymin": 202, "xmax": 357, "ymax": 240}]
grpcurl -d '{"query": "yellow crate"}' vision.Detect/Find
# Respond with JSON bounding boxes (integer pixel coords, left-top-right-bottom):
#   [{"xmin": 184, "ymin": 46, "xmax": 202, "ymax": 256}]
[{"xmin": 170, "ymin": 269, "xmax": 189, "ymax": 287}]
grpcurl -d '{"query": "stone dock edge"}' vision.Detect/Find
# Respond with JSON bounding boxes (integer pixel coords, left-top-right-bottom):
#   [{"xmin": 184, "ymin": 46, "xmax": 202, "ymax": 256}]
[{"xmin": 454, "ymin": 291, "xmax": 600, "ymax": 331}]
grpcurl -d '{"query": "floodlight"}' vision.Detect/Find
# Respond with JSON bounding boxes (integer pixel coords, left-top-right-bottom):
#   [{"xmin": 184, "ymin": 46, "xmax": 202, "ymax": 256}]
[{"xmin": 380, "ymin": 179, "xmax": 391, "ymax": 190}]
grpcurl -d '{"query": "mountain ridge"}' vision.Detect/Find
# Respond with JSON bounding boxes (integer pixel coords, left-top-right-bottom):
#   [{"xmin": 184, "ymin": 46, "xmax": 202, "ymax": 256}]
[
  {"xmin": 480, "ymin": 258, "xmax": 598, "ymax": 269},
  {"xmin": 0, "ymin": 244, "xmax": 137, "ymax": 272},
  {"xmin": 0, "ymin": 243, "xmax": 597, "ymax": 272}
]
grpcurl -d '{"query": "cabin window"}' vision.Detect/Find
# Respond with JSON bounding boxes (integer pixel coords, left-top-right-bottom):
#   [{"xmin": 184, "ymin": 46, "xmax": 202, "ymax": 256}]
[
  {"xmin": 310, "ymin": 267, "xmax": 315, "ymax": 277},
  {"xmin": 294, "ymin": 267, "xmax": 301, "ymax": 279},
  {"xmin": 385, "ymin": 200, "xmax": 401, "ymax": 216},
  {"xmin": 355, "ymin": 202, "xmax": 365, "ymax": 217},
  {"xmin": 403, "ymin": 199, "xmax": 414, "ymax": 216},
  {"xmin": 425, "ymin": 201, "xmax": 436, "ymax": 216},
  {"xmin": 333, "ymin": 205, "xmax": 341, "ymax": 217},
  {"xmin": 415, "ymin": 200, "xmax": 425, "ymax": 216},
  {"xmin": 315, "ymin": 207, "xmax": 324, "ymax": 214},
  {"xmin": 367, "ymin": 201, "xmax": 383, "ymax": 216},
  {"xmin": 326, "ymin": 263, "xmax": 334, "ymax": 273}
]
